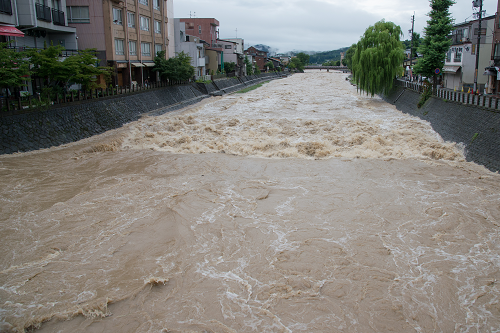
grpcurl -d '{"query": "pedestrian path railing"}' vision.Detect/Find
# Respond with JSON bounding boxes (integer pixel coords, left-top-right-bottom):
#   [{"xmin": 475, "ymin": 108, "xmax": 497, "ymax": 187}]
[{"xmin": 395, "ymin": 79, "xmax": 500, "ymax": 111}]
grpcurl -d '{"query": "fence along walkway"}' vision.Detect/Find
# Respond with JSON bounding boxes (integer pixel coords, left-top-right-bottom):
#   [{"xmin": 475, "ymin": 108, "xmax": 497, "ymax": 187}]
[{"xmin": 396, "ymin": 79, "xmax": 500, "ymax": 111}]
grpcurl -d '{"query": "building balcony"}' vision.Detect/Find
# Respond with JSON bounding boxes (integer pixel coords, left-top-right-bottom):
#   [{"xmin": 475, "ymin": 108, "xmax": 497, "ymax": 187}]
[
  {"xmin": 0, "ymin": 0, "xmax": 12, "ymax": 15},
  {"xmin": 52, "ymin": 9, "xmax": 65, "ymax": 26},
  {"xmin": 450, "ymin": 35, "xmax": 470, "ymax": 45},
  {"xmin": 36, "ymin": 3, "xmax": 52, "ymax": 22}
]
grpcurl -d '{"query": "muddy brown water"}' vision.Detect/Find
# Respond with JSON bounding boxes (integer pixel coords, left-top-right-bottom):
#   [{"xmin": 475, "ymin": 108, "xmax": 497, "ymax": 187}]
[{"xmin": 1, "ymin": 72, "xmax": 499, "ymax": 333}]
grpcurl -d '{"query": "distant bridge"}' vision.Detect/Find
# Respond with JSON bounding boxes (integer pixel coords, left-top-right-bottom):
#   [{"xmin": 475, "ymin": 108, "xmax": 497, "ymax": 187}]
[{"xmin": 304, "ymin": 66, "xmax": 349, "ymax": 71}]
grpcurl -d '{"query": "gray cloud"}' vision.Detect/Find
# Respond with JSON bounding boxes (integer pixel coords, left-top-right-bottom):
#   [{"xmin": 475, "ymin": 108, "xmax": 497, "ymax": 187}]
[{"xmin": 174, "ymin": 0, "xmax": 498, "ymax": 52}]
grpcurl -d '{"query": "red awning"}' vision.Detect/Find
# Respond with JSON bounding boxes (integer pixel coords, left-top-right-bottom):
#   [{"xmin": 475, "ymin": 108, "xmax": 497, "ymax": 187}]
[{"xmin": 0, "ymin": 25, "xmax": 24, "ymax": 37}]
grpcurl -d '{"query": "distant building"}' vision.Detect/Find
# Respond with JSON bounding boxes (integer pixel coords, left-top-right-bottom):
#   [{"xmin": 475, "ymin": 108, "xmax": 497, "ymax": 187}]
[
  {"xmin": 174, "ymin": 19, "xmax": 207, "ymax": 78},
  {"xmin": 178, "ymin": 18, "xmax": 222, "ymax": 74},
  {"xmin": 219, "ymin": 38, "xmax": 245, "ymax": 76},
  {"xmin": 245, "ymin": 46, "xmax": 268, "ymax": 71}
]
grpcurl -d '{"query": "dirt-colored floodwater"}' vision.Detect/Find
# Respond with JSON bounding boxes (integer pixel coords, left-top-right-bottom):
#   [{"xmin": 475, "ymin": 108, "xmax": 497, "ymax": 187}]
[{"xmin": 1, "ymin": 72, "xmax": 499, "ymax": 333}]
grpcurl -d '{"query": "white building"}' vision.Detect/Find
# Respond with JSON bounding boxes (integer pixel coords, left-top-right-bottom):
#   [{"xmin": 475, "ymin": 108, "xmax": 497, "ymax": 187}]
[{"xmin": 174, "ymin": 18, "xmax": 207, "ymax": 79}]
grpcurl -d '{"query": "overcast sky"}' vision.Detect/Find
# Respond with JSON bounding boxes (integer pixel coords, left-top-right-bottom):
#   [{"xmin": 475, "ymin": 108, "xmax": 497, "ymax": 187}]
[{"xmin": 174, "ymin": 0, "xmax": 498, "ymax": 53}]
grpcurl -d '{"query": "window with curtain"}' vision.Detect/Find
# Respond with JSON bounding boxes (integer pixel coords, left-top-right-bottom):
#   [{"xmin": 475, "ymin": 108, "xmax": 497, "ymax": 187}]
[
  {"xmin": 127, "ymin": 12, "xmax": 135, "ymax": 28},
  {"xmin": 112, "ymin": 8, "xmax": 122, "ymax": 25},
  {"xmin": 115, "ymin": 39, "xmax": 124, "ymax": 55},
  {"xmin": 140, "ymin": 16, "xmax": 150, "ymax": 31},
  {"xmin": 155, "ymin": 44, "xmax": 162, "ymax": 56},
  {"xmin": 67, "ymin": 6, "xmax": 90, "ymax": 23},
  {"xmin": 141, "ymin": 42, "xmax": 151, "ymax": 56},
  {"xmin": 154, "ymin": 20, "xmax": 161, "ymax": 34},
  {"xmin": 129, "ymin": 41, "xmax": 137, "ymax": 55}
]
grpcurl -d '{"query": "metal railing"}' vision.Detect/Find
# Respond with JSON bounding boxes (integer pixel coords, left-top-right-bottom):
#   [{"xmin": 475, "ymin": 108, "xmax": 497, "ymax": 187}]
[
  {"xmin": 0, "ymin": 80, "xmax": 192, "ymax": 115},
  {"xmin": 0, "ymin": 0, "xmax": 12, "ymax": 15},
  {"xmin": 396, "ymin": 79, "xmax": 500, "ymax": 111},
  {"xmin": 35, "ymin": 3, "xmax": 52, "ymax": 22},
  {"xmin": 52, "ymin": 8, "xmax": 65, "ymax": 26}
]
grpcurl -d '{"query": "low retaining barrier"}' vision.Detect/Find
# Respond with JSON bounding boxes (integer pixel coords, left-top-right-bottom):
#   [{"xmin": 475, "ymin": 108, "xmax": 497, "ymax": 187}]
[
  {"xmin": 0, "ymin": 72, "xmax": 289, "ymax": 155},
  {"xmin": 382, "ymin": 85, "xmax": 500, "ymax": 172}
]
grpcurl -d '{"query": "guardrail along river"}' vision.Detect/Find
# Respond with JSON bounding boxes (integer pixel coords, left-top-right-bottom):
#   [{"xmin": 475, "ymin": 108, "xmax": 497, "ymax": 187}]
[{"xmin": 1, "ymin": 71, "xmax": 499, "ymax": 332}]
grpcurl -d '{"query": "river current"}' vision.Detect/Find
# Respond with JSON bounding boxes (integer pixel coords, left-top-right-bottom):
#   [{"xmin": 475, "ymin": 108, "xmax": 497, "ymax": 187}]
[{"xmin": 1, "ymin": 72, "xmax": 499, "ymax": 332}]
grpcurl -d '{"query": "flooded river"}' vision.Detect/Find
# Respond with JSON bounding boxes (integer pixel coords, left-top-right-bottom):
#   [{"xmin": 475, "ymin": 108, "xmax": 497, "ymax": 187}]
[{"xmin": 1, "ymin": 72, "xmax": 499, "ymax": 332}]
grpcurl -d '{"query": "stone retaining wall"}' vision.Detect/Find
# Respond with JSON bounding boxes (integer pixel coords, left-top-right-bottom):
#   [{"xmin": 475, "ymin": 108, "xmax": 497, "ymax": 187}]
[
  {"xmin": 381, "ymin": 87, "xmax": 500, "ymax": 172},
  {"xmin": 0, "ymin": 73, "xmax": 285, "ymax": 155}
]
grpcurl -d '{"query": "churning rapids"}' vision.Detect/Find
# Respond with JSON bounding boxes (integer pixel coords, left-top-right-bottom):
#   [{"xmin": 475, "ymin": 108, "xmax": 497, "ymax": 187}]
[{"xmin": 1, "ymin": 72, "xmax": 499, "ymax": 333}]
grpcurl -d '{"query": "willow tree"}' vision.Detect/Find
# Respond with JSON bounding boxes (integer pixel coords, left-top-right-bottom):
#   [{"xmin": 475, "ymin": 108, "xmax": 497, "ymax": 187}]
[
  {"xmin": 414, "ymin": 0, "xmax": 455, "ymax": 91},
  {"xmin": 352, "ymin": 20, "xmax": 405, "ymax": 96}
]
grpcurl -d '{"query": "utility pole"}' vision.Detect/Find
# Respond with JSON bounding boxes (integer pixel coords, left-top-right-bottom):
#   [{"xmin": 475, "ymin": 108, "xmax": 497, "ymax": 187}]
[
  {"xmin": 473, "ymin": 0, "xmax": 483, "ymax": 93},
  {"xmin": 410, "ymin": 13, "xmax": 415, "ymax": 67}
]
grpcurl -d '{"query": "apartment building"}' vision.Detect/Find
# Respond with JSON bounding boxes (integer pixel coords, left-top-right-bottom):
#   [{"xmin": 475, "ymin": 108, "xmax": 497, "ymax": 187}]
[
  {"xmin": 178, "ymin": 17, "xmax": 222, "ymax": 74},
  {"xmin": 66, "ymin": 0, "xmax": 174, "ymax": 87},
  {"xmin": 174, "ymin": 19, "xmax": 207, "ymax": 78},
  {"xmin": 442, "ymin": 15, "xmax": 495, "ymax": 91},
  {"xmin": 0, "ymin": 0, "xmax": 77, "ymax": 93},
  {"xmin": 0, "ymin": 0, "xmax": 77, "ymax": 49},
  {"xmin": 219, "ymin": 38, "xmax": 245, "ymax": 77}
]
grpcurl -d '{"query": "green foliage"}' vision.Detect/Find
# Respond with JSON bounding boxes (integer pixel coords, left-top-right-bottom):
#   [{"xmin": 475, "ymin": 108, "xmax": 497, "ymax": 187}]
[
  {"xmin": 153, "ymin": 51, "xmax": 195, "ymax": 82},
  {"xmin": 254, "ymin": 64, "xmax": 261, "ymax": 75},
  {"xmin": 244, "ymin": 56, "xmax": 253, "ymax": 75},
  {"xmin": 309, "ymin": 47, "xmax": 349, "ymax": 65},
  {"xmin": 0, "ymin": 42, "xmax": 31, "ymax": 90},
  {"xmin": 352, "ymin": 20, "xmax": 405, "ymax": 96},
  {"xmin": 224, "ymin": 62, "xmax": 236, "ymax": 73},
  {"xmin": 471, "ymin": 132, "xmax": 480, "ymax": 143},
  {"xmin": 417, "ymin": 81, "xmax": 433, "ymax": 108},
  {"xmin": 195, "ymin": 78, "xmax": 212, "ymax": 84},
  {"xmin": 414, "ymin": 0, "xmax": 455, "ymax": 80},
  {"xmin": 322, "ymin": 60, "xmax": 340, "ymax": 66},
  {"xmin": 265, "ymin": 61, "xmax": 274, "ymax": 70},
  {"xmin": 295, "ymin": 52, "xmax": 310, "ymax": 65},
  {"xmin": 344, "ymin": 44, "xmax": 357, "ymax": 70},
  {"xmin": 288, "ymin": 57, "xmax": 305, "ymax": 71},
  {"xmin": 29, "ymin": 44, "xmax": 111, "ymax": 91},
  {"xmin": 402, "ymin": 32, "xmax": 422, "ymax": 58},
  {"xmin": 236, "ymin": 81, "xmax": 268, "ymax": 93}
]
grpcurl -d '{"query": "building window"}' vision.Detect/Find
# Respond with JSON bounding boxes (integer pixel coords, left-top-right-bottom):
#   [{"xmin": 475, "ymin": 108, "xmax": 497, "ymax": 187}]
[
  {"xmin": 0, "ymin": 0, "xmax": 13, "ymax": 15},
  {"xmin": 112, "ymin": 8, "xmax": 122, "ymax": 25},
  {"xmin": 446, "ymin": 50, "xmax": 452, "ymax": 62},
  {"xmin": 474, "ymin": 28, "xmax": 486, "ymax": 36},
  {"xmin": 139, "ymin": 0, "xmax": 148, "ymax": 5},
  {"xmin": 495, "ymin": 43, "xmax": 500, "ymax": 58},
  {"xmin": 454, "ymin": 52, "xmax": 462, "ymax": 63},
  {"xmin": 154, "ymin": 20, "xmax": 161, "ymax": 34},
  {"xmin": 127, "ymin": 12, "xmax": 135, "ymax": 28},
  {"xmin": 198, "ymin": 25, "xmax": 201, "ymax": 34},
  {"xmin": 141, "ymin": 42, "xmax": 151, "ymax": 56},
  {"xmin": 153, "ymin": 0, "xmax": 160, "ymax": 10},
  {"xmin": 155, "ymin": 44, "xmax": 162, "ymax": 56},
  {"xmin": 225, "ymin": 45, "xmax": 232, "ymax": 49},
  {"xmin": 140, "ymin": 16, "xmax": 149, "ymax": 31},
  {"xmin": 115, "ymin": 39, "xmax": 124, "ymax": 55},
  {"xmin": 129, "ymin": 40, "xmax": 137, "ymax": 55},
  {"xmin": 67, "ymin": 6, "xmax": 90, "ymax": 23}
]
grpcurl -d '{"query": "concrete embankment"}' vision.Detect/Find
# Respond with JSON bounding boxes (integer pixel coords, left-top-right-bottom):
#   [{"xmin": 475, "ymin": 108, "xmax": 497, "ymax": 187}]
[
  {"xmin": 0, "ymin": 73, "xmax": 284, "ymax": 155},
  {"xmin": 381, "ymin": 87, "xmax": 500, "ymax": 172}
]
